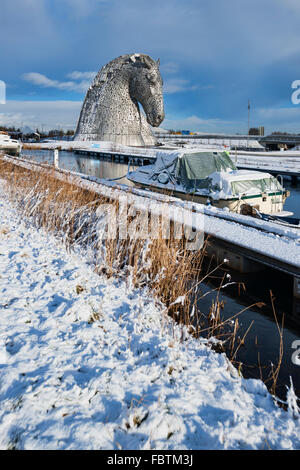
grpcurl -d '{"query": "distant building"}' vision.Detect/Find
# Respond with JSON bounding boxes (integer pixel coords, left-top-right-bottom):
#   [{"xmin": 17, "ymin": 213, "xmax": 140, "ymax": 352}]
[{"xmin": 249, "ymin": 126, "xmax": 264, "ymax": 136}]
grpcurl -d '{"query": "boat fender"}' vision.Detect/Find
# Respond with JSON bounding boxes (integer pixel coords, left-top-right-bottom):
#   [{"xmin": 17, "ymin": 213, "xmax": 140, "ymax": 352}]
[
  {"xmin": 240, "ymin": 203, "xmax": 258, "ymax": 217},
  {"xmin": 158, "ymin": 171, "xmax": 169, "ymax": 184}
]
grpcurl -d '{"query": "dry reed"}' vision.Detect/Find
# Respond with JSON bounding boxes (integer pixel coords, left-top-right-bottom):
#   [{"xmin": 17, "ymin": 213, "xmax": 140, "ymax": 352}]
[{"xmin": 0, "ymin": 159, "xmax": 204, "ymax": 327}]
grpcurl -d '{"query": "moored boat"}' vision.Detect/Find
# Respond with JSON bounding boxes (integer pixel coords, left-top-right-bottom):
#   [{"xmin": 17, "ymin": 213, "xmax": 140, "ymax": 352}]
[
  {"xmin": 0, "ymin": 132, "xmax": 22, "ymax": 156},
  {"xmin": 127, "ymin": 149, "xmax": 290, "ymax": 216}
]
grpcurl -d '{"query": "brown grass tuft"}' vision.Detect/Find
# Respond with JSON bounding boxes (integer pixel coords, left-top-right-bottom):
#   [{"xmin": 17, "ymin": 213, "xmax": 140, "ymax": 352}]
[{"xmin": 0, "ymin": 158, "xmax": 204, "ymax": 328}]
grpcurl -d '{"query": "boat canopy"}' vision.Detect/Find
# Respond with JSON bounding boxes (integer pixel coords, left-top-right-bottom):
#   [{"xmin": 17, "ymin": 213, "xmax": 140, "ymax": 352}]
[
  {"xmin": 177, "ymin": 151, "xmax": 236, "ymax": 179},
  {"xmin": 152, "ymin": 151, "xmax": 236, "ymax": 191}
]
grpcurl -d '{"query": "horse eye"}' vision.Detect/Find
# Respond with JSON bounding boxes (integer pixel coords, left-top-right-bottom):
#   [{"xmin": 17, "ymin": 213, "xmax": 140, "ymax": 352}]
[{"xmin": 147, "ymin": 73, "xmax": 156, "ymax": 84}]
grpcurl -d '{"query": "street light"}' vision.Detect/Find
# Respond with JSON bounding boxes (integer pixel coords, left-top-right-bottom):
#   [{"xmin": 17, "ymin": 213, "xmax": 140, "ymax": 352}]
[{"xmin": 247, "ymin": 100, "xmax": 250, "ymax": 147}]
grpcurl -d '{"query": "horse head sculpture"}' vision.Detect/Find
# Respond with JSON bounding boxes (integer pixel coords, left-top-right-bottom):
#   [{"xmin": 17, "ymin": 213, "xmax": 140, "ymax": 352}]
[
  {"xmin": 129, "ymin": 55, "xmax": 164, "ymax": 128},
  {"xmin": 74, "ymin": 53, "xmax": 165, "ymax": 146}
]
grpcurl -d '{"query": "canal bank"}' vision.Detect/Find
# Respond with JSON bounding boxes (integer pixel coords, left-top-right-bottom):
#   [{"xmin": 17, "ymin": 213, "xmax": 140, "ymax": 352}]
[
  {"xmin": 16, "ymin": 149, "xmax": 300, "ymax": 400},
  {"xmin": 0, "ymin": 183, "xmax": 299, "ymax": 449}
]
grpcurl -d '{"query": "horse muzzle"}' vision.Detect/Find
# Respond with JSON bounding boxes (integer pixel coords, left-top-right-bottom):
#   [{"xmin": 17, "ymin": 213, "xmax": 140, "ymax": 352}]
[{"xmin": 147, "ymin": 111, "xmax": 165, "ymax": 127}]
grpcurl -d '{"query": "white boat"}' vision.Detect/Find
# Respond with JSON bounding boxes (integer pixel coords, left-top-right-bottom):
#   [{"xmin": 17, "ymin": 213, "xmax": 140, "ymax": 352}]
[
  {"xmin": 0, "ymin": 132, "xmax": 22, "ymax": 156},
  {"xmin": 127, "ymin": 149, "xmax": 290, "ymax": 216}
]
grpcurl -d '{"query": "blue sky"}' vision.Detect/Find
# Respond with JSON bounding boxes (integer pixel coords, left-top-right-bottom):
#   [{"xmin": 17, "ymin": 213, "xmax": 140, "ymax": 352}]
[{"xmin": 1, "ymin": 0, "xmax": 300, "ymax": 134}]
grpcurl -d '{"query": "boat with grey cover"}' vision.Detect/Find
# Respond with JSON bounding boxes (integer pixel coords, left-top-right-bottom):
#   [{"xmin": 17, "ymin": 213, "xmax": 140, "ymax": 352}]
[{"xmin": 127, "ymin": 149, "xmax": 290, "ymax": 216}]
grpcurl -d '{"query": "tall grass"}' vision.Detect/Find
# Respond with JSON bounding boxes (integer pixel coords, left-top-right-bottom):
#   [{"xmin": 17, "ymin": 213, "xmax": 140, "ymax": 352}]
[{"xmin": 0, "ymin": 159, "xmax": 204, "ymax": 325}]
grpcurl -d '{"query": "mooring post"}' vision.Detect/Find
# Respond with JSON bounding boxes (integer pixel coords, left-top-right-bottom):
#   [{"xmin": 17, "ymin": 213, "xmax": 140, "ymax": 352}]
[
  {"xmin": 54, "ymin": 149, "xmax": 59, "ymax": 168},
  {"xmin": 293, "ymin": 276, "xmax": 300, "ymax": 321},
  {"xmin": 294, "ymin": 276, "xmax": 300, "ymax": 299}
]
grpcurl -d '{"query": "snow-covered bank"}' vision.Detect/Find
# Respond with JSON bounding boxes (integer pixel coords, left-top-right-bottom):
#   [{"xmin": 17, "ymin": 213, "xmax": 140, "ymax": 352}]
[{"xmin": 0, "ymin": 183, "xmax": 299, "ymax": 450}]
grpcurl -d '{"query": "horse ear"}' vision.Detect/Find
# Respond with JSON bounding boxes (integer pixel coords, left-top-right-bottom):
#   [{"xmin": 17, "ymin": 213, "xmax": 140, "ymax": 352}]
[{"xmin": 156, "ymin": 58, "xmax": 160, "ymax": 67}]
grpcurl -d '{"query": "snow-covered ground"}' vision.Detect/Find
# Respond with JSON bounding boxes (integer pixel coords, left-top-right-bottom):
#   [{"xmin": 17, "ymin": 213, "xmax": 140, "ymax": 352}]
[{"xmin": 0, "ymin": 181, "xmax": 299, "ymax": 450}]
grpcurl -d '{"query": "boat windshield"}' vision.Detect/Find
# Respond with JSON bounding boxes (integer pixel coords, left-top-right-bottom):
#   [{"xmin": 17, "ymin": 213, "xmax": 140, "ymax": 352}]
[{"xmin": 231, "ymin": 176, "xmax": 282, "ymax": 196}]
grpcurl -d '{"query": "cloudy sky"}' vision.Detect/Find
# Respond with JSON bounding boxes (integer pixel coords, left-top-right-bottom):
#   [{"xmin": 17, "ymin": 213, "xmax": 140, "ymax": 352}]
[{"xmin": 1, "ymin": 0, "xmax": 300, "ymax": 134}]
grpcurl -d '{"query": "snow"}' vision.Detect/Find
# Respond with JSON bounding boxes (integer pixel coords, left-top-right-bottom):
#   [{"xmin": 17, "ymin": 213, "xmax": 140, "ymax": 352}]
[
  {"xmin": 233, "ymin": 153, "xmax": 300, "ymax": 175},
  {"xmin": 208, "ymin": 169, "xmax": 275, "ymax": 199},
  {"xmin": 0, "ymin": 180, "xmax": 299, "ymax": 450}
]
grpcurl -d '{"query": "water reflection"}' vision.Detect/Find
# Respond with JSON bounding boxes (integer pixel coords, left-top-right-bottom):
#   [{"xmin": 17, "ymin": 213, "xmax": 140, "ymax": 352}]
[
  {"xmin": 74, "ymin": 155, "xmax": 136, "ymax": 186},
  {"xmin": 22, "ymin": 149, "xmax": 136, "ymax": 186},
  {"xmin": 198, "ymin": 273, "xmax": 300, "ymax": 400}
]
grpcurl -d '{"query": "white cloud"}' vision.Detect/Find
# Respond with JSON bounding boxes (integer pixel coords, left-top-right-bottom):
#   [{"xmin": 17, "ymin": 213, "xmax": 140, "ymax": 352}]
[
  {"xmin": 160, "ymin": 62, "xmax": 179, "ymax": 75},
  {"xmin": 253, "ymin": 106, "xmax": 300, "ymax": 132},
  {"xmin": 163, "ymin": 79, "xmax": 189, "ymax": 94},
  {"xmin": 163, "ymin": 79, "xmax": 198, "ymax": 94},
  {"xmin": 22, "ymin": 72, "xmax": 94, "ymax": 93},
  {"xmin": 62, "ymin": 0, "xmax": 108, "ymax": 19},
  {"xmin": 0, "ymin": 101, "xmax": 82, "ymax": 131},
  {"xmin": 163, "ymin": 115, "xmax": 245, "ymax": 133},
  {"xmin": 66, "ymin": 71, "xmax": 96, "ymax": 80},
  {"xmin": 163, "ymin": 78, "xmax": 212, "ymax": 94}
]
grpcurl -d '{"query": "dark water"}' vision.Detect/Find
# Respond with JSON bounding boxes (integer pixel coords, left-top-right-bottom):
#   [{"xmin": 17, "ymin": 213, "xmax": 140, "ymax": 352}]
[
  {"xmin": 21, "ymin": 149, "xmax": 300, "ymax": 400},
  {"xmin": 198, "ymin": 267, "xmax": 300, "ymax": 400},
  {"xmin": 284, "ymin": 182, "xmax": 300, "ymax": 218}
]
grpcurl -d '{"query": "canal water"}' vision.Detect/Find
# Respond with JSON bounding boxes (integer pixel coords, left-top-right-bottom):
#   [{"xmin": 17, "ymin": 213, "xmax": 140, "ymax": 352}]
[
  {"xmin": 20, "ymin": 149, "xmax": 300, "ymax": 401},
  {"xmin": 21, "ymin": 149, "xmax": 135, "ymax": 186},
  {"xmin": 284, "ymin": 184, "xmax": 300, "ymax": 219}
]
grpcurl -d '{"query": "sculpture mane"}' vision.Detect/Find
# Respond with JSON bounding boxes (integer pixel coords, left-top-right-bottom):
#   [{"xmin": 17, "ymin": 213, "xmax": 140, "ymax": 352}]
[{"xmin": 74, "ymin": 53, "xmax": 165, "ymax": 146}]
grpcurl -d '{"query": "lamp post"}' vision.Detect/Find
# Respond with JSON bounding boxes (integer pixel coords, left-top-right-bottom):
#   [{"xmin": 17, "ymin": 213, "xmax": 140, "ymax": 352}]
[{"xmin": 247, "ymin": 100, "xmax": 250, "ymax": 147}]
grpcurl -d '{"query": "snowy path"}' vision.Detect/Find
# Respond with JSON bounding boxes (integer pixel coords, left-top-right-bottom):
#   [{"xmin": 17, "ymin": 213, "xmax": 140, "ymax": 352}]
[{"xmin": 0, "ymin": 185, "xmax": 299, "ymax": 450}]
